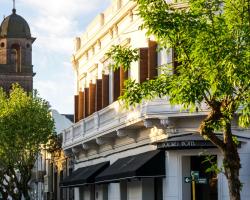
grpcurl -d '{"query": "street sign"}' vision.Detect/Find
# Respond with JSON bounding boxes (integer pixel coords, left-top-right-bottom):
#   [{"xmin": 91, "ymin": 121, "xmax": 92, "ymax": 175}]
[
  {"xmin": 185, "ymin": 171, "xmax": 207, "ymax": 185},
  {"xmin": 191, "ymin": 171, "xmax": 199, "ymax": 180},
  {"xmin": 184, "ymin": 177, "xmax": 192, "ymax": 183},
  {"xmin": 197, "ymin": 178, "xmax": 207, "ymax": 184}
]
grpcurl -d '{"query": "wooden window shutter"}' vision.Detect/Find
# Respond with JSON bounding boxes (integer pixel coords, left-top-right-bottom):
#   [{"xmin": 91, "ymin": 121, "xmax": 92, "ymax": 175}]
[
  {"xmin": 102, "ymin": 74, "xmax": 109, "ymax": 108},
  {"xmin": 84, "ymin": 88, "xmax": 89, "ymax": 118},
  {"xmin": 78, "ymin": 91, "xmax": 84, "ymax": 120},
  {"xmin": 148, "ymin": 40, "xmax": 158, "ymax": 79},
  {"xmin": 74, "ymin": 95, "xmax": 79, "ymax": 123},
  {"xmin": 120, "ymin": 67, "xmax": 128, "ymax": 95},
  {"xmin": 89, "ymin": 83, "xmax": 96, "ymax": 115},
  {"xmin": 139, "ymin": 48, "xmax": 149, "ymax": 83},
  {"xmin": 113, "ymin": 69, "xmax": 120, "ymax": 102},
  {"xmin": 95, "ymin": 79, "xmax": 102, "ymax": 112},
  {"xmin": 172, "ymin": 48, "xmax": 181, "ymax": 75}
]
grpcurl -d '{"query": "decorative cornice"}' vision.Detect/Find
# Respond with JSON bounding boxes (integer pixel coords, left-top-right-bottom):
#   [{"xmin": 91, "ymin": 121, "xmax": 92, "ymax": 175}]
[
  {"xmin": 73, "ymin": 1, "xmax": 137, "ymax": 61},
  {"xmin": 143, "ymin": 119, "xmax": 160, "ymax": 128},
  {"xmin": 96, "ymin": 137, "xmax": 114, "ymax": 146},
  {"xmin": 117, "ymin": 129, "xmax": 139, "ymax": 142}
]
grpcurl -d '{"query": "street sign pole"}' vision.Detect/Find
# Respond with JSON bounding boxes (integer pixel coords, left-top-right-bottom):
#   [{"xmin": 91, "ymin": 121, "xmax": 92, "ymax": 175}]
[
  {"xmin": 191, "ymin": 175, "xmax": 196, "ymax": 200},
  {"xmin": 185, "ymin": 171, "xmax": 207, "ymax": 200}
]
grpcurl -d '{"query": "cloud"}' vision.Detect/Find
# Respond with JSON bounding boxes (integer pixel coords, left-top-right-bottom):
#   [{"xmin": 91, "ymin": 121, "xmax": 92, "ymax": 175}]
[
  {"xmin": 35, "ymin": 79, "xmax": 74, "ymax": 114},
  {"xmin": 34, "ymin": 62, "xmax": 75, "ymax": 114},
  {"xmin": 0, "ymin": 0, "xmax": 112, "ymax": 114},
  {"xmin": 20, "ymin": 0, "xmax": 112, "ymax": 54},
  {"xmin": 21, "ymin": 0, "xmax": 104, "ymax": 17}
]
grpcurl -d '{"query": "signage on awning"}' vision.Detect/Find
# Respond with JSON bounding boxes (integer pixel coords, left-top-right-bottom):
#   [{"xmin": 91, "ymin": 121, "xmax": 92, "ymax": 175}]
[
  {"xmin": 156, "ymin": 133, "xmax": 216, "ymax": 150},
  {"xmin": 157, "ymin": 140, "xmax": 215, "ymax": 150}
]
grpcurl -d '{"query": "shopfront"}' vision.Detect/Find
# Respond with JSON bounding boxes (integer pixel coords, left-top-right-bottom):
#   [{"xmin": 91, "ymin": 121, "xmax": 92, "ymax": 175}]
[{"xmin": 157, "ymin": 133, "xmax": 219, "ymax": 200}]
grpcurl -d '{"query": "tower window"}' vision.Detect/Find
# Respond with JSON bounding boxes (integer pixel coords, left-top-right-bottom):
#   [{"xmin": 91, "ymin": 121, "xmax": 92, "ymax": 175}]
[
  {"xmin": 26, "ymin": 43, "xmax": 30, "ymax": 48},
  {"xmin": 0, "ymin": 42, "xmax": 4, "ymax": 48},
  {"xmin": 11, "ymin": 44, "xmax": 21, "ymax": 72}
]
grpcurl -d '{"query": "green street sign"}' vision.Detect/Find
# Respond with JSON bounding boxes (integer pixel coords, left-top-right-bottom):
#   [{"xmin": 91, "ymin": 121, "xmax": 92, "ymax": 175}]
[
  {"xmin": 197, "ymin": 178, "xmax": 207, "ymax": 184},
  {"xmin": 191, "ymin": 171, "xmax": 199, "ymax": 180},
  {"xmin": 184, "ymin": 177, "xmax": 192, "ymax": 183}
]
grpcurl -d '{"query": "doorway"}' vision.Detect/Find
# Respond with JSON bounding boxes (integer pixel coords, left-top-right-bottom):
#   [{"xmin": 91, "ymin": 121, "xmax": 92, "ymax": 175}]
[
  {"xmin": 191, "ymin": 156, "xmax": 218, "ymax": 200},
  {"xmin": 182, "ymin": 155, "xmax": 218, "ymax": 200}
]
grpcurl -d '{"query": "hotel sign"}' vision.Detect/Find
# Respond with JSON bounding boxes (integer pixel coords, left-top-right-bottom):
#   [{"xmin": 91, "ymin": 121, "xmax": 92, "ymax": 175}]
[{"xmin": 157, "ymin": 140, "xmax": 215, "ymax": 150}]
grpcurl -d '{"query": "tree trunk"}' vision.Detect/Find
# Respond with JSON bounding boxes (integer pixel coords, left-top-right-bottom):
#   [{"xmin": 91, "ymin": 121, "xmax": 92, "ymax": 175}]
[
  {"xmin": 221, "ymin": 121, "xmax": 242, "ymax": 200},
  {"xmin": 223, "ymin": 142, "xmax": 241, "ymax": 200},
  {"xmin": 200, "ymin": 109, "xmax": 242, "ymax": 200}
]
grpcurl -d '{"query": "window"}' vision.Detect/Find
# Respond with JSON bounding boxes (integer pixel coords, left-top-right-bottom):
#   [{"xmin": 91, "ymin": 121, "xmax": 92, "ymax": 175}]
[{"xmin": 11, "ymin": 44, "xmax": 21, "ymax": 72}]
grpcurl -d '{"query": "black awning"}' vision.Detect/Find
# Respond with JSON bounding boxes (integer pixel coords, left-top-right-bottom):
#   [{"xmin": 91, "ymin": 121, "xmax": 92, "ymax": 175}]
[
  {"xmin": 95, "ymin": 150, "xmax": 165, "ymax": 183},
  {"xmin": 157, "ymin": 133, "xmax": 216, "ymax": 150},
  {"xmin": 60, "ymin": 161, "xmax": 109, "ymax": 187}
]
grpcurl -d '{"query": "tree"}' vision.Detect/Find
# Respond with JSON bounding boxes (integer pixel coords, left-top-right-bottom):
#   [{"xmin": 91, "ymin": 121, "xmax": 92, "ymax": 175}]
[
  {"xmin": 0, "ymin": 84, "xmax": 55, "ymax": 200},
  {"xmin": 106, "ymin": 0, "xmax": 250, "ymax": 199}
]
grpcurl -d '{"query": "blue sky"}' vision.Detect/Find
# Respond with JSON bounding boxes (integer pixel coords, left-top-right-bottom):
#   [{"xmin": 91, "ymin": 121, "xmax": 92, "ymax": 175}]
[{"xmin": 0, "ymin": 0, "xmax": 111, "ymax": 114}]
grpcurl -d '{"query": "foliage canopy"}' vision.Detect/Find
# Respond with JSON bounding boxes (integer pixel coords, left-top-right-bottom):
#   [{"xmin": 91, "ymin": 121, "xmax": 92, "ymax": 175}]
[
  {"xmin": 106, "ymin": 0, "xmax": 250, "ymax": 199},
  {"xmin": 119, "ymin": 0, "xmax": 250, "ymax": 127},
  {"xmin": 0, "ymin": 84, "xmax": 55, "ymax": 200}
]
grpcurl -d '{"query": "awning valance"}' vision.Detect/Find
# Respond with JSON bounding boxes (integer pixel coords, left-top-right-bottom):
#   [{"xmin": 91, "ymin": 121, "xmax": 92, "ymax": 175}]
[
  {"xmin": 95, "ymin": 150, "xmax": 165, "ymax": 183},
  {"xmin": 60, "ymin": 161, "xmax": 109, "ymax": 187}
]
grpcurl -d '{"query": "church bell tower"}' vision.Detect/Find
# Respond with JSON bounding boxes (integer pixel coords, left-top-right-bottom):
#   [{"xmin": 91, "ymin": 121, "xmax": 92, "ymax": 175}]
[{"xmin": 0, "ymin": 6, "xmax": 35, "ymax": 93}]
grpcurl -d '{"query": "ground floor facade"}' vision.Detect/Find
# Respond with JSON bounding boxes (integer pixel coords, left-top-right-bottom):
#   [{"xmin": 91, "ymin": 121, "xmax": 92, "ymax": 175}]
[{"xmin": 62, "ymin": 133, "xmax": 250, "ymax": 200}]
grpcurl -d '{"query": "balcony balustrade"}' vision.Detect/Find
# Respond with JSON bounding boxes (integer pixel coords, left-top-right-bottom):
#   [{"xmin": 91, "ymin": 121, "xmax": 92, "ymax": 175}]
[{"xmin": 62, "ymin": 98, "xmax": 205, "ymax": 150}]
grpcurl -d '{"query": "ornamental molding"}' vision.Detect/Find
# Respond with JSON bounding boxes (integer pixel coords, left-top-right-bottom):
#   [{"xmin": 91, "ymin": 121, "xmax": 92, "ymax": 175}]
[
  {"xmin": 96, "ymin": 137, "xmax": 114, "ymax": 146},
  {"xmin": 117, "ymin": 129, "xmax": 139, "ymax": 142}
]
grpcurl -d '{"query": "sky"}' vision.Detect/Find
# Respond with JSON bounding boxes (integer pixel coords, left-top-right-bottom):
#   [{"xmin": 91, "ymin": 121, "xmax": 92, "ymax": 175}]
[{"xmin": 0, "ymin": 0, "xmax": 111, "ymax": 114}]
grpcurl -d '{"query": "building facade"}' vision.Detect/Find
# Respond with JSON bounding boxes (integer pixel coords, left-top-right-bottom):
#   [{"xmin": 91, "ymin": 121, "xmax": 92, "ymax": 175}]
[
  {"xmin": 30, "ymin": 110, "xmax": 74, "ymax": 200},
  {"xmin": 61, "ymin": 0, "xmax": 250, "ymax": 200},
  {"xmin": 0, "ymin": 8, "xmax": 35, "ymax": 92}
]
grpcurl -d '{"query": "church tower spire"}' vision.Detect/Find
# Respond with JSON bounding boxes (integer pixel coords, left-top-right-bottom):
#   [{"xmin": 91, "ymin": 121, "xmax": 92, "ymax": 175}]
[
  {"xmin": 12, "ymin": 0, "xmax": 16, "ymax": 14},
  {"xmin": 0, "ymin": 4, "xmax": 35, "ymax": 92}
]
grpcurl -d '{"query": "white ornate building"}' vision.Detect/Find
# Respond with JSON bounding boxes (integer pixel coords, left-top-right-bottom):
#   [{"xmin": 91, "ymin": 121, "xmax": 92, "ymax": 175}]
[{"xmin": 61, "ymin": 1, "xmax": 250, "ymax": 200}]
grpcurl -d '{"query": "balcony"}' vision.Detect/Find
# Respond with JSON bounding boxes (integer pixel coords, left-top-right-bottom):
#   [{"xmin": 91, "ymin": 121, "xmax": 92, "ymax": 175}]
[{"xmin": 62, "ymin": 98, "xmax": 208, "ymax": 151}]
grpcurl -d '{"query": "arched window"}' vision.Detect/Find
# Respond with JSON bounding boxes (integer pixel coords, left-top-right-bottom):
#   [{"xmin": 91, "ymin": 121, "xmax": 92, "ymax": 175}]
[{"xmin": 11, "ymin": 44, "xmax": 21, "ymax": 72}]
